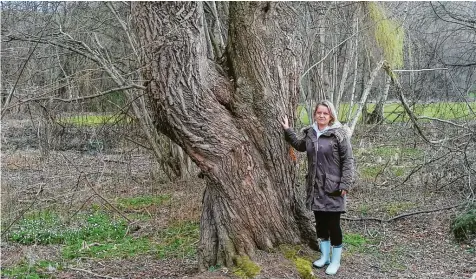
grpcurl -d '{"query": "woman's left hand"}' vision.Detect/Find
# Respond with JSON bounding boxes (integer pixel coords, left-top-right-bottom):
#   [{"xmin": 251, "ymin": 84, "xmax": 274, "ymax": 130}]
[{"xmin": 341, "ymin": 190, "xmax": 347, "ymax": 196}]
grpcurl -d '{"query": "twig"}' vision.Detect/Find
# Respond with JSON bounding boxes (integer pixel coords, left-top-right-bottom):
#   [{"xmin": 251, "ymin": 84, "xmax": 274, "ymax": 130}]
[
  {"xmin": 342, "ymin": 202, "xmax": 466, "ymax": 223},
  {"xmin": 68, "ymin": 267, "xmax": 122, "ymax": 279},
  {"xmin": 103, "ymin": 158, "xmax": 128, "ymax": 164},
  {"xmin": 68, "ymin": 194, "xmax": 95, "ymax": 223},
  {"xmin": 83, "ymin": 174, "xmax": 133, "ymax": 224},
  {"xmin": 393, "ymin": 68, "xmax": 448, "ymax": 72},
  {"xmin": 373, "ymin": 159, "xmax": 391, "ymax": 184}
]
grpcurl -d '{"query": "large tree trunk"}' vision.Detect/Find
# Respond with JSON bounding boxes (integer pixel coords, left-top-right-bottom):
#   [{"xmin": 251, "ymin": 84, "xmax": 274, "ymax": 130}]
[{"xmin": 132, "ymin": 2, "xmax": 317, "ymax": 270}]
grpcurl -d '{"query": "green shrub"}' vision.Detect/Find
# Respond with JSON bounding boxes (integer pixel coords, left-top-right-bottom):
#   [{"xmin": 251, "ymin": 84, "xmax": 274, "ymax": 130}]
[{"xmin": 451, "ymin": 205, "xmax": 476, "ymax": 242}]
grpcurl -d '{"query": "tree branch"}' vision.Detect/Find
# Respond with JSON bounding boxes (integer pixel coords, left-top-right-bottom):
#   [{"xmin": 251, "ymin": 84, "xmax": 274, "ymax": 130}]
[
  {"xmin": 443, "ymin": 62, "xmax": 476, "ymax": 68},
  {"xmin": 430, "ymin": 2, "xmax": 476, "ymax": 30},
  {"xmin": 417, "ymin": 116, "xmax": 467, "ymax": 129},
  {"xmin": 342, "ymin": 202, "xmax": 466, "ymax": 222},
  {"xmin": 393, "ymin": 68, "xmax": 448, "ymax": 72},
  {"xmin": 5, "ymin": 34, "xmax": 101, "ymax": 63},
  {"xmin": 50, "ymin": 85, "xmax": 144, "ymax": 102},
  {"xmin": 383, "ymin": 62, "xmax": 444, "ymax": 144},
  {"xmin": 301, "ymin": 31, "xmax": 358, "ymax": 79}
]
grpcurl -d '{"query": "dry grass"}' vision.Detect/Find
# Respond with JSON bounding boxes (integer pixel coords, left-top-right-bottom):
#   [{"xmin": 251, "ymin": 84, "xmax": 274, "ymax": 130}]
[{"xmin": 1, "ymin": 117, "xmax": 475, "ymax": 279}]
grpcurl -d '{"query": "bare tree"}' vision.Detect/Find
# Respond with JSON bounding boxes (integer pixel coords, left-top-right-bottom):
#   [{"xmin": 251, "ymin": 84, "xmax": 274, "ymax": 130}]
[{"xmin": 2, "ymin": 2, "xmax": 194, "ymax": 180}]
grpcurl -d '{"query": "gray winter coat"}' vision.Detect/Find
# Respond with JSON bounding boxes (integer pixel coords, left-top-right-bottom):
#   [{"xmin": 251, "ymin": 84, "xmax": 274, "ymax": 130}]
[{"xmin": 284, "ymin": 125, "xmax": 354, "ymax": 212}]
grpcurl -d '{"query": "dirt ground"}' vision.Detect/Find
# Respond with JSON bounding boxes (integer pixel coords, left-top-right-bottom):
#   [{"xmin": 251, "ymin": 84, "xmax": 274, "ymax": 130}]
[{"xmin": 1, "ymin": 117, "xmax": 475, "ymax": 279}]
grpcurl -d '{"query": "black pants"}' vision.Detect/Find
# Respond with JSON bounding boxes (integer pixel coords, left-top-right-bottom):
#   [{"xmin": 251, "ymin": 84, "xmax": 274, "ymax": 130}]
[{"xmin": 314, "ymin": 211, "xmax": 342, "ymax": 246}]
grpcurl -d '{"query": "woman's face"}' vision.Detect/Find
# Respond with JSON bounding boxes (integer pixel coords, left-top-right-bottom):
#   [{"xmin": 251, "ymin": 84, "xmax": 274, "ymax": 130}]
[{"xmin": 315, "ymin": 105, "xmax": 332, "ymax": 127}]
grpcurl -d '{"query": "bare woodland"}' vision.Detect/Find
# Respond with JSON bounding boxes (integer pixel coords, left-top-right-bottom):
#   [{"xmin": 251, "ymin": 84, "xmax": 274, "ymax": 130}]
[{"xmin": 1, "ymin": 2, "xmax": 475, "ymax": 278}]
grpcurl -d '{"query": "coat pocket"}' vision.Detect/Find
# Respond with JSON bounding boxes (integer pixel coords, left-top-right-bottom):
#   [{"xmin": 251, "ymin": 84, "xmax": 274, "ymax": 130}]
[{"xmin": 324, "ymin": 174, "xmax": 341, "ymax": 196}]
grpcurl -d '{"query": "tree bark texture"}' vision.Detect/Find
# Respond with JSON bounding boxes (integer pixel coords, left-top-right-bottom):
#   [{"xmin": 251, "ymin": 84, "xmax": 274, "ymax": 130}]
[{"xmin": 132, "ymin": 2, "xmax": 317, "ymax": 270}]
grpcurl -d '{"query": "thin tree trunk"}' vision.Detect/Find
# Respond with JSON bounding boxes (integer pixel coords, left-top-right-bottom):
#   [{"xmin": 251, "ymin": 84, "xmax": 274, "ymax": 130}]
[
  {"xmin": 348, "ymin": 60, "xmax": 385, "ymax": 135},
  {"xmin": 346, "ymin": 19, "xmax": 359, "ymax": 122},
  {"xmin": 336, "ymin": 8, "xmax": 359, "ymax": 110}
]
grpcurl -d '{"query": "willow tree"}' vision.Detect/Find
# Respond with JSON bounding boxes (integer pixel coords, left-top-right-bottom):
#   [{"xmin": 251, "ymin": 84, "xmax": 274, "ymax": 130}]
[
  {"xmin": 366, "ymin": 2, "xmax": 404, "ymax": 124},
  {"xmin": 132, "ymin": 2, "xmax": 318, "ymax": 269}
]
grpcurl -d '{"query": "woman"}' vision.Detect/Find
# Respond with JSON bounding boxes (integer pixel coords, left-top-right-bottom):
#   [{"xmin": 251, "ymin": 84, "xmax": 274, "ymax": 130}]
[{"xmin": 281, "ymin": 100, "xmax": 354, "ymax": 275}]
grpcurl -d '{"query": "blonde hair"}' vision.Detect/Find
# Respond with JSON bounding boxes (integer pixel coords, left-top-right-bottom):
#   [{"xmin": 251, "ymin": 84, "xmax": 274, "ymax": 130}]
[{"xmin": 313, "ymin": 100, "xmax": 338, "ymax": 125}]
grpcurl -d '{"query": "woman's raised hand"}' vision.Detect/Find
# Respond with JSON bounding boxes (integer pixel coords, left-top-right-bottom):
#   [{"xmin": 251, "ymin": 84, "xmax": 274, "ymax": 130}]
[{"xmin": 281, "ymin": 115, "xmax": 289, "ymax": 129}]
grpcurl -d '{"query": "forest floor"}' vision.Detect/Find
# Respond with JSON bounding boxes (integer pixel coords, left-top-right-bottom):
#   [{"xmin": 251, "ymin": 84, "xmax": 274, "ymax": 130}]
[{"xmin": 1, "ymin": 117, "xmax": 475, "ymax": 279}]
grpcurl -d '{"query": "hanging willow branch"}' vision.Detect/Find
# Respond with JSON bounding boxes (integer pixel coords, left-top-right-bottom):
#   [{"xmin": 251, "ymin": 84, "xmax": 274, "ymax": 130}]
[{"xmin": 367, "ymin": 2, "xmax": 404, "ymax": 69}]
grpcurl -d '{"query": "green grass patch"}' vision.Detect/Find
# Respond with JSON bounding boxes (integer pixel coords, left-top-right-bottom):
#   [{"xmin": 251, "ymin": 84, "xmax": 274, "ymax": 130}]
[
  {"xmin": 358, "ymin": 204, "xmax": 371, "ymax": 216},
  {"xmin": 1, "ymin": 260, "xmax": 62, "ymax": 279},
  {"xmin": 62, "ymin": 236, "xmax": 152, "ymax": 259},
  {"xmin": 7, "ymin": 210, "xmax": 68, "ymax": 245},
  {"xmin": 385, "ymin": 201, "xmax": 415, "ymax": 217},
  {"xmin": 369, "ymin": 102, "xmax": 476, "ymax": 122},
  {"xmin": 57, "ymin": 115, "xmax": 131, "ymax": 126},
  {"xmin": 297, "ymin": 102, "xmax": 476, "ymax": 125},
  {"xmin": 371, "ymin": 146, "xmax": 422, "ymax": 159},
  {"xmin": 343, "ymin": 233, "xmax": 369, "ymax": 255},
  {"xmin": 361, "ymin": 165, "xmax": 383, "ymax": 179},
  {"xmin": 7, "ymin": 209, "xmax": 154, "ymax": 259},
  {"xmin": 344, "ymin": 233, "xmax": 367, "ymax": 247},
  {"xmin": 391, "ymin": 166, "xmax": 405, "ymax": 177},
  {"xmin": 232, "ymin": 255, "xmax": 262, "ymax": 279},
  {"xmin": 156, "ymin": 221, "xmax": 199, "ymax": 259}
]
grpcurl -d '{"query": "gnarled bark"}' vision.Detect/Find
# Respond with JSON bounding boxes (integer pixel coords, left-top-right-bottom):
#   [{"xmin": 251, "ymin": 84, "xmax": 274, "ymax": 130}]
[{"xmin": 132, "ymin": 2, "xmax": 317, "ymax": 270}]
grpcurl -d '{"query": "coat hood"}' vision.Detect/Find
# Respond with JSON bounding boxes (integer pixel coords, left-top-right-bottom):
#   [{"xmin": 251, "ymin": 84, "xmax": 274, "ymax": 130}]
[{"xmin": 302, "ymin": 121, "xmax": 351, "ymax": 142}]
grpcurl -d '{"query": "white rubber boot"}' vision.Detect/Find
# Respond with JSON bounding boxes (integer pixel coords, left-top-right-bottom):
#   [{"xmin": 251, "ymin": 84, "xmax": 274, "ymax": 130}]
[
  {"xmin": 325, "ymin": 245, "xmax": 343, "ymax": 275},
  {"xmin": 312, "ymin": 240, "xmax": 330, "ymax": 268}
]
